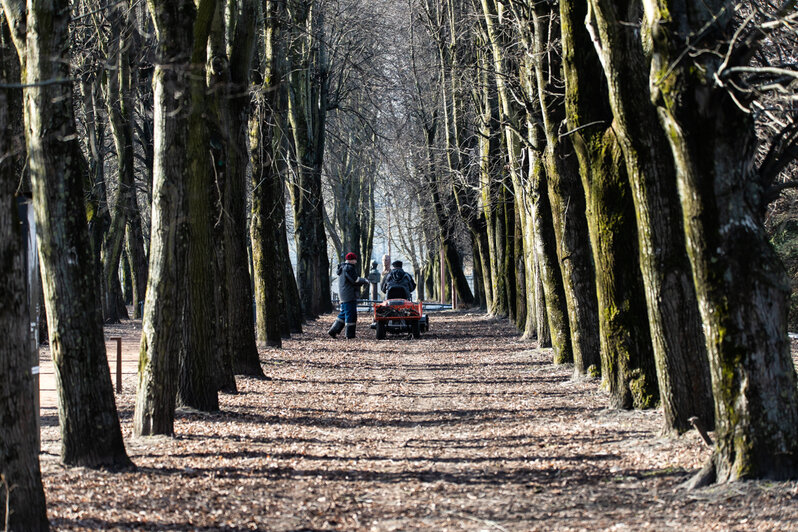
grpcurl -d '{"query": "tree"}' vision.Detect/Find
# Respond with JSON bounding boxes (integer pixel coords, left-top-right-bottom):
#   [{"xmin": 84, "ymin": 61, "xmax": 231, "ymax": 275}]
[
  {"xmin": 527, "ymin": 1, "xmax": 599, "ymax": 372},
  {"xmin": 643, "ymin": 0, "xmax": 798, "ymax": 482},
  {"xmin": 286, "ymin": 0, "xmax": 332, "ymax": 319},
  {"xmin": 135, "ymin": 0, "xmax": 205, "ymax": 436},
  {"xmin": 251, "ymin": 0, "xmax": 292, "ymax": 349},
  {"xmin": 210, "ymin": 0, "xmax": 261, "ymax": 384},
  {"xmin": 588, "ymin": 0, "xmax": 714, "ymax": 428},
  {"xmin": 4, "ymin": 0, "xmax": 132, "ymax": 469},
  {"xmin": 560, "ymin": 0, "xmax": 656, "ymax": 407},
  {"xmin": 179, "ymin": 0, "xmax": 220, "ymax": 413},
  {"xmin": 0, "ymin": 24, "xmax": 48, "ymax": 527}
]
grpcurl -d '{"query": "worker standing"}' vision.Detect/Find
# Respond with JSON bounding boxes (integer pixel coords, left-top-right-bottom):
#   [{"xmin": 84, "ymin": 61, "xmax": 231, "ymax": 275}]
[{"xmin": 329, "ymin": 252, "xmax": 368, "ymax": 339}]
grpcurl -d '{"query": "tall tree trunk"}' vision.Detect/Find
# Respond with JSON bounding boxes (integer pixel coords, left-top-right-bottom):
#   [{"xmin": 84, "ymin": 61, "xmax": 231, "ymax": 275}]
[
  {"xmin": 529, "ymin": 152, "xmax": 573, "ymax": 364},
  {"xmin": 206, "ymin": 0, "xmax": 233, "ymax": 391},
  {"xmin": 251, "ymin": 0, "xmax": 289, "ymax": 350},
  {"xmin": 7, "ymin": 0, "xmax": 132, "ymax": 468},
  {"xmin": 644, "ymin": 0, "xmax": 798, "ymax": 481},
  {"xmin": 589, "ymin": 0, "xmax": 714, "ymax": 429},
  {"xmin": 135, "ymin": 0, "xmax": 199, "ymax": 436},
  {"xmin": 115, "ymin": 2, "xmax": 148, "ymax": 321},
  {"xmin": 104, "ymin": 4, "xmax": 138, "ymax": 325},
  {"xmin": 223, "ymin": 0, "xmax": 260, "ymax": 382},
  {"xmin": 80, "ymin": 79, "xmax": 110, "ymax": 317},
  {"xmin": 287, "ymin": 0, "xmax": 331, "ymax": 319},
  {"xmin": 0, "ymin": 28, "xmax": 49, "ymax": 528},
  {"xmin": 479, "ymin": 0, "xmax": 532, "ymax": 333},
  {"xmin": 561, "ymin": 0, "xmax": 657, "ymax": 405},
  {"xmin": 531, "ymin": 4, "xmax": 599, "ymax": 376},
  {"xmin": 179, "ymin": 0, "xmax": 220, "ymax": 413}
]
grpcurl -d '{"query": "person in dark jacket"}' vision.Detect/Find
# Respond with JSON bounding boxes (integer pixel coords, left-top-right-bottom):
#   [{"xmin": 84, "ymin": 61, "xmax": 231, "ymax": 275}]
[
  {"xmin": 381, "ymin": 260, "xmax": 416, "ymax": 300},
  {"xmin": 329, "ymin": 252, "xmax": 368, "ymax": 339}
]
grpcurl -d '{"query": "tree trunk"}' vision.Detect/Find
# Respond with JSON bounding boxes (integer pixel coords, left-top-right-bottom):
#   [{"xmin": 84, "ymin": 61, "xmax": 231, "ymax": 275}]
[
  {"xmin": 644, "ymin": 0, "xmax": 798, "ymax": 481},
  {"xmin": 480, "ymin": 0, "xmax": 531, "ymax": 333},
  {"xmin": 287, "ymin": 0, "xmax": 331, "ymax": 319},
  {"xmin": 222, "ymin": 0, "xmax": 261, "ymax": 382},
  {"xmin": 0, "ymin": 31, "xmax": 49, "ymax": 529},
  {"xmin": 589, "ymin": 0, "xmax": 714, "ymax": 429},
  {"xmin": 11, "ymin": 0, "xmax": 132, "ymax": 467},
  {"xmin": 561, "ymin": 0, "xmax": 657, "ymax": 405},
  {"xmin": 104, "ymin": 5, "xmax": 138, "ymax": 325},
  {"xmin": 531, "ymin": 4, "xmax": 599, "ymax": 376},
  {"xmin": 250, "ymin": 0, "xmax": 290, "ymax": 351},
  {"xmin": 179, "ymin": 0, "xmax": 220, "ymax": 413},
  {"xmin": 529, "ymin": 153, "xmax": 573, "ymax": 364},
  {"xmin": 135, "ymin": 0, "xmax": 198, "ymax": 436}
]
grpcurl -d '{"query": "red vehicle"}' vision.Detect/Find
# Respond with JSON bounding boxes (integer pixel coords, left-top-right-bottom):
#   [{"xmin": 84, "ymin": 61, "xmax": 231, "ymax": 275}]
[{"xmin": 372, "ymin": 287, "xmax": 429, "ymax": 339}]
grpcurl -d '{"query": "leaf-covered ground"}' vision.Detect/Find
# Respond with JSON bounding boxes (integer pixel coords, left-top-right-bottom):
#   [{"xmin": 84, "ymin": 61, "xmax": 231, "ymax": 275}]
[{"xmin": 39, "ymin": 312, "xmax": 798, "ymax": 530}]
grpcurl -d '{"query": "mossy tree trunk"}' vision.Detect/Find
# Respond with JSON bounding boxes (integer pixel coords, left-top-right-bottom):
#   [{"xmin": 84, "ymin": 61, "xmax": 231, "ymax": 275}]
[
  {"xmin": 6, "ymin": 0, "xmax": 132, "ymax": 468},
  {"xmin": 250, "ymin": 0, "xmax": 290, "ymax": 349},
  {"xmin": 480, "ymin": 0, "xmax": 531, "ymax": 330},
  {"xmin": 588, "ymin": 0, "xmax": 714, "ymax": 429},
  {"xmin": 135, "ymin": 0, "xmax": 200, "ymax": 436},
  {"xmin": 529, "ymin": 150, "xmax": 573, "ymax": 364},
  {"xmin": 644, "ymin": 0, "xmax": 798, "ymax": 481},
  {"xmin": 474, "ymin": 33, "xmax": 504, "ymax": 316},
  {"xmin": 179, "ymin": 0, "xmax": 220, "ymax": 413},
  {"xmin": 561, "ymin": 0, "xmax": 656, "ymax": 406},
  {"xmin": 0, "ymin": 31, "xmax": 49, "ymax": 529},
  {"xmin": 530, "ymin": 3, "xmax": 599, "ymax": 376}
]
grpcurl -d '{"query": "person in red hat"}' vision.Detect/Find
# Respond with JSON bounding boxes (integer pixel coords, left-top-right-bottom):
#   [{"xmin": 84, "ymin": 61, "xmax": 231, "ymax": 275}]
[{"xmin": 329, "ymin": 252, "xmax": 368, "ymax": 338}]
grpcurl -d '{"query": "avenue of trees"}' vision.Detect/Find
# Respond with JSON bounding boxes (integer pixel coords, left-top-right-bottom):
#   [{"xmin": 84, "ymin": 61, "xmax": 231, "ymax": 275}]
[{"xmin": 1, "ymin": 0, "xmax": 797, "ymax": 528}]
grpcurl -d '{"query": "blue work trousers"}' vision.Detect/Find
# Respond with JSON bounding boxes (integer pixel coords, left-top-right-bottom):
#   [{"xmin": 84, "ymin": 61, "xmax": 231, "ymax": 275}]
[{"xmin": 337, "ymin": 301, "xmax": 357, "ymax": 324}]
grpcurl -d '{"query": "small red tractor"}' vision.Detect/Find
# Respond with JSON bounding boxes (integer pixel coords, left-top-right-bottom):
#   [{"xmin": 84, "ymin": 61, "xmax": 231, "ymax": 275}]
[{"xmin": 371, "ymin": 287, "xmax": 429, "ymax": 339}]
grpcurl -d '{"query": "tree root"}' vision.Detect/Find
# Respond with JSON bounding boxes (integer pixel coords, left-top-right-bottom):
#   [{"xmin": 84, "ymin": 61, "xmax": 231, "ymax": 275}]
[{"xmin": 680, "ymin": 458, "xmax": 716, "ymax": 490}]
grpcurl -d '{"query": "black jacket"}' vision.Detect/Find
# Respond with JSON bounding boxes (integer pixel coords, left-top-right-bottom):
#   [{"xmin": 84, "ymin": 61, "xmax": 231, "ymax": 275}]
[
  {"xmin": 337, "ymin": 262, "xmax": 366, "ymax": 303},
  {"xmin": 381, "ymin": 268, "xmax": 416, "ymax": 299}
]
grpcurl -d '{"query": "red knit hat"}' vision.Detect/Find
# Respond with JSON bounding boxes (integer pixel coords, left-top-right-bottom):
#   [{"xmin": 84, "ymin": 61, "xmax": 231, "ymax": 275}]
[{"xmin": 345, "ymin": 252, "xmax": 357, "ymax": 261}]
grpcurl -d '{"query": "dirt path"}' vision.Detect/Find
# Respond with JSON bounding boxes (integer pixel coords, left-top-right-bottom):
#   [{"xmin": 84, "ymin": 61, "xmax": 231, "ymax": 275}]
[{"xmin": 40, "ymin": 312, "xmax": 798, "ymax": 531}]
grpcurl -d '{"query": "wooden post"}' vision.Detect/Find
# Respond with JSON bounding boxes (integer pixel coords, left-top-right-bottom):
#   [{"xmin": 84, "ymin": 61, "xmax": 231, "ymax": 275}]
[
  {"xmin": 439, "ymin": 245, "xmax": 445, "ymax": 304},
  {"xmin": 110, "ymin": 337, "xmax": 122, "ymax": 393}
]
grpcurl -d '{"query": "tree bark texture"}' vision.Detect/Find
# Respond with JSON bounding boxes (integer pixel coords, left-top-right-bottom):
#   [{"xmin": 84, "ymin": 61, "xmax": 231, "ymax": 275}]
[
  {"xmin": 530, "ymin": 153, "xmax": 573, "ymax": 364},
  {"xmin": 531, "ymin": 4, "xmax": 599, "ymax": 376},
  {"xmin": 179, "ymin": 0, "xmax": 220, "ymax": 413},
  {"xmin": 12, "ymin": 0, "xmax": 132, "ymax": 468},
  {"xmin": 135, "ymin": 0, "xmax": 198, "ymax": 436},
  {"xmin": 0, "ymin": 41, "xmax": 49, "ymax": 530},
  {"xmin": 287, "ymin": 0, "xmax": 331, "ymax": 319},
  {"xmin": 220, "ymin": 0, "xmax": 260, "ymax": 378},
  {"xmin": 644, "ymin": 0, "xmax": 798, "ymax": 480},
  {"xmin": 561, "ymin": 0, "xmax": 657, "ymax": 405},
  {"xmin": 250, "ymin": 0, "xmax": 290, "ymax": 350},
  {"xmin": 588, "ymin": 0, "xmax": 714, "ymax": 428},
  {"xmin": 480, "ymin": 0, "xmax": 531, "ymax": 331},
  {"xmin": 104, "ymin": 5, "xmax": 139, "ymax": 325}
]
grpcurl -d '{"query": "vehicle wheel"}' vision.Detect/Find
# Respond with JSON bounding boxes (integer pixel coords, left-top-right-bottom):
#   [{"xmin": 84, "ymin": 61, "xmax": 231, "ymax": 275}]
[
  {"xmin": 411, "ymin": 320, "xmax": 420, "ymax": 339},
  {"xmin": 376, "ymin": 320, "xmax": 386, "ymax": 340}
]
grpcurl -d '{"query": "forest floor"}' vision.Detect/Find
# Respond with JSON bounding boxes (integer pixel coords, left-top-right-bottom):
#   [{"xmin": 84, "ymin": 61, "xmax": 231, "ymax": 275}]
[{"xmin": 39, "ymin": 311, "xmax": 798, "ymax": 531}]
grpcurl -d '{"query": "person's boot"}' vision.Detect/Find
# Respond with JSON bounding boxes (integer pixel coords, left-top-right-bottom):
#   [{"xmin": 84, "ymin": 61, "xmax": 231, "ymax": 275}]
[
  {"xmin": 328, "ymin": 318, "xmax": 344, "ymax": 338},
  {"xmin": 345, "ymin": 323, "xmax": 356, "ymax": 339}
]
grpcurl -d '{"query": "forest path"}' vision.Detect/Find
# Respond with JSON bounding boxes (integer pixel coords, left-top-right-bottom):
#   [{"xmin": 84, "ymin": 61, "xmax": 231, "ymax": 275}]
[{"xmin": 40, "ymin": 311, "xmax": 796, "ymax": 530}]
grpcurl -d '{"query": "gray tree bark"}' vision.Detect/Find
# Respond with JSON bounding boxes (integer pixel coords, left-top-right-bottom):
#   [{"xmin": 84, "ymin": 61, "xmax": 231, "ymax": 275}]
[
  {"xmin": 4, "ymin": 0, "xmax": 132, "ymax": 468},
  {"xmin": 644, "ymin": 0, "xmax": 798, "ymax": 481},
  {"xmin": 0, "ymin": 27, "xmax": 48, "ymax": 529}
]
